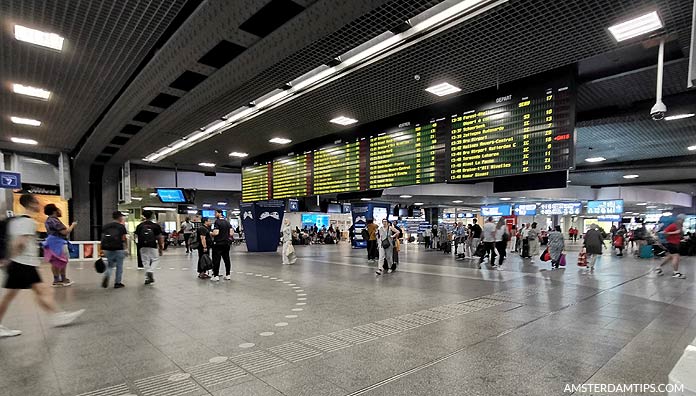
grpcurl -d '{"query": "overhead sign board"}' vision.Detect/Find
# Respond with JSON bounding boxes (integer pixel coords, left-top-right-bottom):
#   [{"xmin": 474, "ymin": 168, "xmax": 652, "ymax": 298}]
[
  {"xmin": 0, "ymin": 172, "xmax": 21, "ymax": 189},
  {"xmin": 481, "ymin": 204, "xmax": 512, "ymax": 217},
  {"xmin": 539, "ymin": 202, "xmax": 581, "ymax": 215},
  {"xmin": 587, "ymin": 199, "xmax": 624, "ymax": 215}
]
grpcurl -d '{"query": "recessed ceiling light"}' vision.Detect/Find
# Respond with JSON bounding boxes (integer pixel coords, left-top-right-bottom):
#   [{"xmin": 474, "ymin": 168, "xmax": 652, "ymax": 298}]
[
  {"xmin": 10, "ymin": 116, "xmax": 41, "ymax": 126},
  {"xmin": 623, "ymin": 174, "xmax": 639, "ymax": 179},
  {"xmin": 202, "ymin": 203, "xmax": 211, "ymax": 207},
  {"xmin": 425, "ymin": 82, "xmax": 461, "ymax": 96},
  {"xmin": 149, "ymin": 192, "xmax": 158, "ymax": 197},
  {"xmin": 664, "ymin": 113, "xmax": 695, "ymax": 121},
  {"xmin": 14, "ymin": 25, "xmax": 64, "ymax": 50},
  {"xmin": 585, "ymin": 157, "xmax": 606, "ymax": 163},
  {"xmin": 12, "ymin": 84, "xmax": 51, "ymax": 100},
  {"xmin": 646, "ymin": 205, "xmax": 657, "ymax": 209},
  {"xmin": 229, "ymin": 152, "xmax": 248, "ymax": 157},
  {"xmin": 636, "ymin": 202, "xmax": 648, "ymax": 206},
  {"xmin": 269, "ymin": 137, "xmax": 292, "ymax": 144},
  {"xmin": 360, "ymin": 198, "xmax": 372, "ymax": 201},
  {"xmin": 10, "ymin": 137, "xmax": 38, "ymax": 145},
  {"xmin": 662, "ymin": 211, "xmax": 673, "ymax": 216},
  {"xmin": 414, "ymin": 202, "xmax": 424, "ymax": 206},
  {"xmin": 688, "ymin": 145, "xmax": 696, "ymax": 151},
  {"xmin": 608, "ymin": 11, "xmax": 663, "ymax": 42},
  {"xmin": 400, "ymin": 195, "xmax": 413, "ymax": 199},
  {"xmin": 452, "ymin": 200, "xmax": 463, "ymax": 203},
  {"xmin": 499, "ymin": 197, "xmax": 511, "ymax": 201},
  {"xmin": 198, "ymin": 162, "xmax": 215, "ymax": 167},
  {"xmin": 217, "ymin": 202, "xmax": 227, "ymax": 205},
  {"xmin": 329, "ymin": 116, "xmax": 358, "ymax": 126},
  {"xmin": 518, "ymin": 197, "xmax": 526, "ymax": 199}
]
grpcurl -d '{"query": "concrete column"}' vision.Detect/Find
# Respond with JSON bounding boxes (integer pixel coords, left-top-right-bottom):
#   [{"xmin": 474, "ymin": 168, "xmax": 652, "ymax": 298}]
[
  {"xmin": 71, "ymin": 162, "xmax": 91, "ymax": 240},
  {"xmin": 101, "ymin": 165, "xmax": 120, "ymax": 228}
]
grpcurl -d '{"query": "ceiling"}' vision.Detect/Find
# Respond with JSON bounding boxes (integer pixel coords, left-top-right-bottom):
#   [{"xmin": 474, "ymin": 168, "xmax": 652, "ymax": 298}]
[{"xmin": 1, "ymin": 0, "xmax": 695, "ymax": 197}]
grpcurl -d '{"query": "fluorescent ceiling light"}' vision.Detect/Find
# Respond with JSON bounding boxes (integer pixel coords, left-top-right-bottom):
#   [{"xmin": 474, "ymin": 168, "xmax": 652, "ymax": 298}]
[
  {"xmin": 10, "ymin": 116, "xmax": 41, "ymax": 126},
  {"xmin": 10, "ymin": 137, "xmax": 38, "ymax": 145},
  {"xmin": 623, "ymin": 174, "xmax": 639, "ymax": 179},
  {"xmin": 269, "ymin": 137, "xmax": 292, "ymax": 144},
  {"xmin": 663, "ymin": 212, "xmax": 673, "ymax": 216},
  {"xmin": 688, "ymin": 145, "xmax": 696, "ymax": 151},
  {"xmin": 202, "ymin": 203, "xmax": 211, "ymax": 207},
  {"xmin": 636, "ymin": 203, "xmax": 648, "ymax": 206},
  {"xmin": 452, "ymin": 200, "xmax": 463, "ymax": 203},
  {"xmin": 131, "ymin": 197, "xmax": 143, "ymax": 201},
  {"xmin": 664, "ymin": 113, "xmax": 695, "ymax": 121},
  {"xmin": 198, "ymin": 162, "xmax": 215, "ymax": 167},
  {"xmin": 229, "ymin": 152, "xmax": 248, "ymax": 157},
  {"xmin": 499, "ymin": 197, "xmax": 511, "ymax": 201},
  {"xmin": 360, "ymin": 198, "xmax": 372, "ymax": 201},
  {"xmin": 646, "ymin": 205, "xmax": 658, "ymax": 209},
  {"xmin": 149, "ymin": 192, "xmax": 158, "ymax": 196},
  {"xmin": 425, "ymin": 82, "xmax": 461, "ymax": 96},
  {"xmin": 414, "ymin": 202, "xmax": 424, "ymax": 206},
  {"xmin": 143, "ymin": 206, "xmax": 177, "ymax": 212},
  {"xmin": 585, "ymin": 157, "xmax": 606, "ymax": 163},
  {"xmin": 608, "ymin": 11, "xmax": 663, "ymax": 42},
  {"xmin": 14, "ymin": 25, "xmax": 64, "ymax": 50},
  {"xmin": 329, "ymin": 116, "xmax": 358, "ymax": 126},
  {"xmin": 217, "ymin": 202, "xmax": 227, "ymax": 205},
  {"xmin": 400, "ymin": 195, "xmax": 412, "ymax": 198},
  {"xmin": 12, "ymin": 84, "xmax": 51, "ymax": 100}
]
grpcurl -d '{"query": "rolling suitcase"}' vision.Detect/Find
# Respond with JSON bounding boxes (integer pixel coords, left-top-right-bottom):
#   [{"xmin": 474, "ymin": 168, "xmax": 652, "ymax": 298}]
[{"xmin": 443, "ymin": 241, "xmax": 452, "ymax": 254}]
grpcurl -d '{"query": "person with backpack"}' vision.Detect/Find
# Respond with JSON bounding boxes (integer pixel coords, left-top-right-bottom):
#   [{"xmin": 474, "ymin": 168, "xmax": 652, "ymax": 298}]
[
  {"xmin": 0, "ymin": 194, "xmax": 85, "ymax": 338},
  {"xmin": 196, "ymin": 217, "xmax": 212, "ymax": 279},
  {"xmin": 470, "ymin": 219, "xmax": 482, "ymax": 258},
  {"xmin": 375, "ymin": 219, "xmax": 398, "ymax": 275},
  {"xmin": 211, "ymin": 209, "xmax": 232, "ymax": 281},
  {"xmin": 134, "ymin": 210, "xmax": 163, "ymax": 285},
  {"xmin": 100, "ymin": 211, "xmax": 128, "ymax": 288},
  {"xmin": 43, "ymin": 203, "xmax": 77, "ymax": 287},
  {"xmin": 180, "ymin": 217, "xmax": 195, "ymax": 253}
]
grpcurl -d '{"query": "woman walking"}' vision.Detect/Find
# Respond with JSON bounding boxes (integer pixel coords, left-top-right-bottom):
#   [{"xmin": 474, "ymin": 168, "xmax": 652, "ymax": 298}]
[
  {"xmin": 583, "ymin": 224, "xmax": 605, "ymax": 272},
  {"xmin": 528, "ymin": 222, "xmax": 540, "ymax": 258},
  {"xmin": 281, "ymin": 219, "xmax": 297, "ymax": 265},
  {"xmin": 375, "ymin": 219, "xmax": 398, "ymax": 275},
  {"xmin": 494, "ymin": 218, "xmax": 509, "ymax": 269},
  {"xmin": 547, "ymin": 225, "xmax": 565, "ymax": 269},
  {"xmin": 43, "ymin": 204, "xmax": 77, "ymax": 287}
]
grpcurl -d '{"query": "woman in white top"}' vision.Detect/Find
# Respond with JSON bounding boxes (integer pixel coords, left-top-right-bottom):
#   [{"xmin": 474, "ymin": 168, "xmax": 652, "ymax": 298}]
[
  {"xmin": 281, "ymin": 219, "xmax": 296, "ymax": 265},
  {"xmin": 376, "ymin": 219, "xmax": 398, "ymax": 275},
  {"xmin": 494, "ymin": 218, "xmax": 509, "ymax": 268}
]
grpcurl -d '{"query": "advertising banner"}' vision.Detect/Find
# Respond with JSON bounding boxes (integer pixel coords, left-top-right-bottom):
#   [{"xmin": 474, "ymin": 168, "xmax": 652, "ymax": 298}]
[{"xmin": 245, "ymin": 200, "xmax": 285, "ymax": 252}]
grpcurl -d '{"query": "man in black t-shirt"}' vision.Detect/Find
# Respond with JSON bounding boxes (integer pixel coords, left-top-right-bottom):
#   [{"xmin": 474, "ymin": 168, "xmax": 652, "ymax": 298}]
[
  {"xmin": 134, "ymin": 210, "xmax": 163, "ymax": 285},
  {"xmin": 468, "ymin": 219, "xmax": 483, "ymax": 259},
  {"xmin": 101, "ymin": 211, "xmax": 128, "ymax": 289},
  {"xmin": 196, "ymin": 217, "xmax": 212, "ymax": 279},
  {"xmin": 210, "ymin": 209, "xmax": 232, "ymax": 282}
]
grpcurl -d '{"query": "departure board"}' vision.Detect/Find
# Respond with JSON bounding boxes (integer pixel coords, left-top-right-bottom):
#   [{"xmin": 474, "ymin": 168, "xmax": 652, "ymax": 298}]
[
  {"xmin": 369, "ymin": 122, "xmax": 446, "ymax": 189},
  {"xmin": 312, "ymin": 141, "xmax": 366, "ymax": 195},
  {"xmin": 449, "ymin": 81, "xmax": 573, "ymax": 181},
  {"xmin": 272, "ymin": 154, "xmax": 311, "ymax": 199},
  {"xmin": 241, "ymin": 164, "xmax": 270, "ymax": 202}
]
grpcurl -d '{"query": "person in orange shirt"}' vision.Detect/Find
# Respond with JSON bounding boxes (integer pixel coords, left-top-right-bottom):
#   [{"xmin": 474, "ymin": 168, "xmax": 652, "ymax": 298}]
[{"xmin": 366, "ymin": 219, "xmax": 378, "ymax": 262}]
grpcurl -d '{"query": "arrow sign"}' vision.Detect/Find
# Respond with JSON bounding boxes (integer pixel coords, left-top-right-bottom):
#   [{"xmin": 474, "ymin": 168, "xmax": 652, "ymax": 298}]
[{"xmin": 0, "ymin": 172, "xmax": 21, "ymax": 189}]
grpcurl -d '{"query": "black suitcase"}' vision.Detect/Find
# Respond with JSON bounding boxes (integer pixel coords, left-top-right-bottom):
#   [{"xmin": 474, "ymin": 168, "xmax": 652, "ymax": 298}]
[
  {"xmin": 521, "ymin": 239, "xmax": 530, "ymax": 258},
  {"xmin": 443, "ymin": 241, "xmax": 451, "ymax": 254}
]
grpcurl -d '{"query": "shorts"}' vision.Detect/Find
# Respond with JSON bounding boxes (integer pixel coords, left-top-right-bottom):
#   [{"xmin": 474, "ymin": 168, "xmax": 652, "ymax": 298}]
[
  {"xmin": 4, "ymin": 262, "xmax": 42, "ymax": 289},
  {"xmin": 666, "ymin": 243, "xmax": 680, "ymax": 255}
]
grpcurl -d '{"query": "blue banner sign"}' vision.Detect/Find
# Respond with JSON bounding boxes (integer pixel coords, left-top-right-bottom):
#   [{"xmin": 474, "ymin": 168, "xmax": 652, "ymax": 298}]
[
  {"xmin": 587, "ymin": 199, "xmax": 624, "ymax": 215},
  {"xmin": 481, "ymin": 204, "xmax": 512, "ymax": 217}
]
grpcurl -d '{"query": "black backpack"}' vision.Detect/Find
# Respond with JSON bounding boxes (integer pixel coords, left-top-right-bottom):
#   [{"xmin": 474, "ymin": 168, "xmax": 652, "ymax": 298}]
[
  {"xmin": 101, "ymin": 223, "xmax": 123, "ymax": 250},
  {"xmin": 0, "ymin": 216, "xmax": 28, "ymax": 263},
  {"xmin": 361, "ymin": 229, "xmax": 369, "ymax": 239},
  {"xmin": 138, "ymin": 224, "xmax": 156, "ymax": 245}
]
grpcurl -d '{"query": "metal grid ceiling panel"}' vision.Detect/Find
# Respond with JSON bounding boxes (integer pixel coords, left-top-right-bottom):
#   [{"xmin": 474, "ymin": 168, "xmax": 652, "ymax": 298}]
[
  {"xmin": 162, "ymin": 0, "xmax": 693, "ymax": 168},
  {"xmin": 0, "ymin": 0, "xmax": 188, "ymax": 151}
]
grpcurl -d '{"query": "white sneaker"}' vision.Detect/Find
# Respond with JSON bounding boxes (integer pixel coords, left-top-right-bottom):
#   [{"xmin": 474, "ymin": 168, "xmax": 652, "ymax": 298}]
[
  {"xmin": 52, "ymin": 309, "xmax": 85, "ymax": 328},
  {"xmin": 223, "ymin": 275, "xmax": 231, "ymax": 281},
  {"xmin": 211, "ymin": 276, "xmax": 220, "ymax": 282},
  {"xmin": 0, "ymin": 325, "xmax": 22, "ymax": 338}
]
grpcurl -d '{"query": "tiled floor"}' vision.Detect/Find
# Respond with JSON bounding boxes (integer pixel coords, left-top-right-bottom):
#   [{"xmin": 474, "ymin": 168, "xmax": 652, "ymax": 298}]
[{"xmin": 1, "ymin": 241, "xmax": 694, "ymax": 396}]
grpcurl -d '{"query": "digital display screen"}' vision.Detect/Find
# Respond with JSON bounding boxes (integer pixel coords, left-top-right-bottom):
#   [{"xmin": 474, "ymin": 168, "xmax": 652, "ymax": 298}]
[
  {"xmin": 373, "ymin": 207, "xmax": 388, "ymax": 223},
  {"xmin": 156, "ymin": 188, "xmax": 186, "ymax": 203},
  {"xmin": 342, "ymin": 203, "xmax": 352, "ymax": 213},
  {"xmin": 326, "ymin": 203, "xmax": 341, "ymax": 213},
  {"xmin": 369, "ymin": 122, "xmax": 446, "ymax": 189},
  {"xmin": 242, "ymin": 164, "xmax": 269, "ymax": 202},
  {"xmin": 449, "ymin": 80, "xmax": 573, "ymax": 181},
  {"xmin": 312, "ymin": 141, "xmax": 364, "ymax": 195},
  {"xmin": 272, "ymin": 154, "xmax": 310, "ymax": 199},
  {"xmin": 539, "ymin": 202, "xmax": 581, "ymax": 215},
  {"xmin": 514, "ymin": 203, "xmax": 537, "ymax": 216},
  {"xmin": 288, "ymin": 199, "xmax": 299, "ymax": 212},
  {"xmin": 301, "ymin": 213, "xmax": 329, "ymax": 228},
  {"xmin": 201, "ymin": 210, "xmax": 227, "ymax": 218},
  {"xmin": 481, "ymin": 205, "xmax": 512, "ymax": 216},
  {"xmin": 587, "ymin": 199, "xmax": 624, "ymax": 215}
]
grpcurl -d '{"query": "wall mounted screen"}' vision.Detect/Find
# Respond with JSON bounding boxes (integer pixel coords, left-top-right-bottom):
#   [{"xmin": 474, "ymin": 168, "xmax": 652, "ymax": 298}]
[{"xmin": 156, "ymin": 188, "xmax": 186, "ymax": 203}]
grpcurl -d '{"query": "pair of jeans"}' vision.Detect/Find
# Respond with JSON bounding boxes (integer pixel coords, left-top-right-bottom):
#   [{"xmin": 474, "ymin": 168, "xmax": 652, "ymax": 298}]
[
  {"xmin": 212, "ymin": 244, "xmax": 231, "ymax": 276},
  {"xmin": 366, "ymin": 240, "xmax": 378, "ymax": 260},
  {"xmin": 378, "ymin": 243, "xmax": 393, "ymax": 269},
  {"xmin": 495, "ymin": 241, "xmax": 507, "ymax": 266},
  {"xmin": 139, "ymin": 247, "xmax": 159, "ymax": 274},
  {"xmin": 104, "ymin": 250, "xmax": 125, "ymax": 284},
  {"xmin": 480, "ymin": 242, "xmax": 496, "ymax": 264}
]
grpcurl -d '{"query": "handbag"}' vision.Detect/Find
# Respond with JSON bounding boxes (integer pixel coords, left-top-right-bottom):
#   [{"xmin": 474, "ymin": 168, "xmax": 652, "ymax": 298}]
[
  {"xmin": 540, "ymin": 249, "xmax": 550, "ymax": 261},
  {"xmin": 559, "ymin": 253, "xmax": 567, "ymax": 267},
  {"xmin": 381, "ymin": 238, "xmax": 391, "ymax": 249},
  {"xmin": 198, "ymin": 254, "xmax": 212, "ymax": 272},
  {"xmin": 577, "ymin": 248, "xmax": 587, "ymax": 267},
  {"xmin": 95, "ymin": 257, "xmax": 106, "ymax": 273},
  {"xmin": 474, "ymin": 243, "xmax": 486, "ymax": 257}
]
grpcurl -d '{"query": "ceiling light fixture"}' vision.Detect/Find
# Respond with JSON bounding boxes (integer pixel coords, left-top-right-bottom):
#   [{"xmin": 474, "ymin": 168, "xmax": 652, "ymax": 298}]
[
  {"xmin": 142, "ymin": 206, "xmax": 177, "ymax": 212},
  {"xmin": 585, "ymin": 157, "xmax": 606, "ymax": 163},
  {"xmin": 400, "ymin": 195, "xmax": 413, "ymax": 198},
  {"xmin": 12, "ymin": 83, "xmax": 51, "ymax": 100},
  {"xmin": 229, "ymin": 152, "xmax": 248, "ymax": 157},
  {"xmin": 623, "ymin": 174, "xmax": 639, "ymax": 179},
  {"xmin": 636, "ymin": 203, "xmax": 648, "ymax": 206},
  {"xmin": 646, "ymin": 205, "xmax": 658, "ymax": 209},
  {"xmin": 202, "ymin": 203, "xmax": 211, "ymax": 208},
  {"xmin": 10, "ymin": 137, "xmax": 38, "ymax": 145},
  {"xmin": 217, "ymin": 202, "xmax": 227, "ymax": 205},
  {"xmin": 198, "ymin": 162, "xmax": 215, "ymax": 167},
  {"xmin": 662, "ymin": 211, "xmax": 673, "ymax": 216},
  {"xmin": 414, "ymin": 202, "xmax": 424, "ymax": 206},
  {"xmin": 329, "ymin": 116, "xmax": 358, "ymax": 126},
  {"xmin": 688, "ymin": 145, "xmax": 696, "ymax": 151},
  {"xmin": 499, "ymin": 197, "xmax": 511, "ymax": 201},
  {"xmin": 425, "ymin": 82, "xmax": 461, "ymax": 96},
  {"xmin": 14, "ymin": 25, "xmax": 64, "ymax": 50},
  {"xmin": 360, "ymin": 198, "xmax": 372, "ymax": 201},
  {"xmin": 269, "ymin": 137, "xmax": 292, "ymax": 145},
  {"xmin": 664, "ymin": 113, "xmax": 695, "ymax": 121},
  {"xmin": 452, "ymin": 200, "xmax": 463, "ymax": 203},
  {"xmin": 131, "ymin": 197, "xmax": 143, "ymax": 201},
  {"xmin": 608, "ymin": 11, "xmax": 663, "ymax": 42},
  {"xmin": 10, "ymin": 116, "xmax": 41, "ymax": 126}
]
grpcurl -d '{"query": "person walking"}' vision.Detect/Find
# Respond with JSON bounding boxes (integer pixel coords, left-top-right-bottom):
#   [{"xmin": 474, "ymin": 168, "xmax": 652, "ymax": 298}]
[
  {"xmin": 479, "ymin": 217, "xmax": 496, "ymax": 269},
  {"xmin": 583, "ymin": 224, "xmax": 605, "ymax": 272},
  {"xmin": 470, "ymin": 219, "xmax": 482, "ymax": 259},
  {"xmin": 281, "ymin": 218, "xmax": 297, "ymax": 265},
  {"xmin": 528, "ymin": 222, "xmax": 540, "ymax": 258},
  {"xmin": 614, "ymin": 225, "xmax": 627, "ymax": 256},
  {"xmin": 211, "ymin": 209, "xmax": 232, "ymax": 281},
  {"xmin": 509, "ymin": 224, "xmax": 517, "ymax": 253},
  {"xmin": 196, "ymin": 217, "xmax": 212, "ymax": 279},
  {"xmin": 547, "ymin": 225, "xmax": 565, "ymax": 269},
  {"xmin": 391, "ymin": 220, "xmax": 402, "ymax": 270},
  {"xmin": 366, "ymin": 219, "xmax": 378, "ymax": 261},
  {"xmin": 453, "ymin": 222, "xmax": 464, "ymax": 257},
  {"xmin": 43, "ymin": 204, "xmax": 77, "ymax": 287},
  {"xmin": 0, "ymin": 194, "xmax": 85, "ymax": 338},
  {"xmin": 134, "ymin": 210, "xmax": 164, "ymax": 285},
  {"xmin": 654, "ymin": 214, "xmax": 687, "ymax": 279},
  {"xmin": 180, "ymin": 217, "xmax": 194, "ymax": 253},
  {"xmin": 423, "ymin": 225, "xmax": 432, "ymax": 250},
  {"xmin": 100, "ymin": 211, "xmax": 128, "ymax": 288},
  {"xmin": 494, "ymin": 218, "xmax": 509, "ymax": 269},
  {"xmin": 375, "ymin": 219, "xmax": 398, "ymax": 275}
]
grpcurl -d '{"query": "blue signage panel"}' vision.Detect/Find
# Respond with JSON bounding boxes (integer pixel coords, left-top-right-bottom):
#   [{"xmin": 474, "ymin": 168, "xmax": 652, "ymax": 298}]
[
  {"xmin": 539, "ymin": 202, "xmax": 581, "ymax": 215},
  {"xmin": 0, "ymin": 172, "xmax": 21, "ymax": 189},
  {"xmin": 514, "ymin": 203, "xmax": 537, "ymax": 216},
  {"xmin": 587, "ymin": 199, "xmax": 624, "ymax": 215},
  {"xmin": 481, "ymin": 204, "xmax": 512, "ymax": 217},
  {"xmin": 156, "ymin": 188, "xmax": 186, "ymax": 203},
  {"xmin": 598, "ymin": 215, "xmax": 622, "ymax": 222}
]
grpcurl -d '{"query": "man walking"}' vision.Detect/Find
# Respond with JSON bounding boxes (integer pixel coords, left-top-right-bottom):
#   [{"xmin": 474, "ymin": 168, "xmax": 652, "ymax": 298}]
[
  {"xmin": 100, "ymin": 211, "xmax": 128, "ymax": 288},
  {"xmin": 479, "ymin": 217, "xmax": 496, "ymax": 269},
  {"xmin": 469, "ymin": 219, "xmax": 482, "ymax": 259},
  {"xmin": 134, "ymin": 210, "xmax": 163, "ymax": 285},
  {"xmin": 180, "ymin": 217, "xmax": 194, "ymax": 253},
  {"xmin": 211, "ymin": 209, "xmax": 232, "ymax": 282},
  {"xmin": 0, "ymin": 194, "xmax": 85, "ymax": 337}
]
